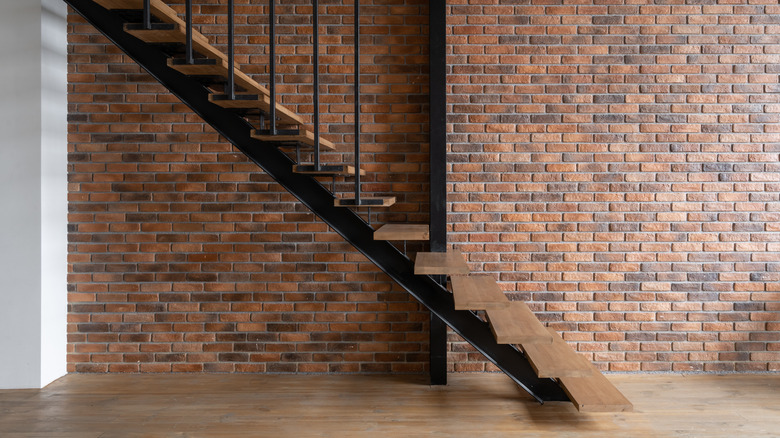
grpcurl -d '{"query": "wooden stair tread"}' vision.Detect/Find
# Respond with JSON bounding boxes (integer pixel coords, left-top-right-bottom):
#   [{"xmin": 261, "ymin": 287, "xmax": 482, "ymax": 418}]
[
  {"xmin": 124, "ymin": 23, "xmax": 209, "ymax": 45},
  {"xmin": 373, "ymin": 224, "xmax": 430, "ymax": 241},
  {"xmin": 210, "ymin": 94, "xmax": 303, "ymax": 126},
  {"xmin": 559, "ymin": 361, "xmax": 633, "ymax": 412},
  {"xmin": 95, "ymin": 0, "xmax": 183, "ymax": 25},
  {"xmin": 167, "ymin": 58, "xmax": 270, "ymax": 101},
  {"xmin": 334, "ymin": 196, "xmax": 396, "ymax": 208},
  {"xmin": 252, "ymin": 129, "xmax": 335, "ymax": 151},
  {"xmin": 292, "ymin": 164, "xmax": 365, "ymax": 176},
  {"xmin": 485, "ymin": 301, "xmax": 553, "ymax": 344},
  {"xmin": 520, "ymin": 328, "xmax": 593, "ymax": 378},
  {"xmin": 414, "ymin": 251, "xmax": 470, "ymax": 276},
  {"xmin": 449, "ymin": 275, "xmax": 509, "ymax": 310}
]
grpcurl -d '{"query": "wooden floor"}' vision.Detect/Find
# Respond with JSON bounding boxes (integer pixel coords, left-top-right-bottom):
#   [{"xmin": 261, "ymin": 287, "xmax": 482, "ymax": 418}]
[{"xmin": 1, "ymin": 373, "xmax": 778, "ymax": 437}]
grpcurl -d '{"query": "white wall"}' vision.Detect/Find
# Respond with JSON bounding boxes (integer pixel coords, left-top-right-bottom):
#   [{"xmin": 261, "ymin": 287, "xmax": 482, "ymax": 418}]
[{"xmin": 0, "ymin": 0, "xmax": 67, "ymax": 389}]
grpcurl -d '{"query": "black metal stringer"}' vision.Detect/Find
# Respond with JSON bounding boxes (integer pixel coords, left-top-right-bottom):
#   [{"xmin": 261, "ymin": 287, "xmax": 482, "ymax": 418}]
[{"xmin": 64, "ymin": 0, "xmax": 570, "ymax": 403}]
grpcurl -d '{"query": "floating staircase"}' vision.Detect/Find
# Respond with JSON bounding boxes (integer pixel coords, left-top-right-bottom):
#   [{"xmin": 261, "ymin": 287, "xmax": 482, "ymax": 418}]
[{"xmin": 66, "ymin": 0, "xmax": 631, "ymax": 413}]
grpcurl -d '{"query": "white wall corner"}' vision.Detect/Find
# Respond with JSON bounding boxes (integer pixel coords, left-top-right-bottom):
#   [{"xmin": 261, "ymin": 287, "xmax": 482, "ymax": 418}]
[
  {"xmin": 39, "ymin": 0, "xmax": 68, "ymax": 387},
  {"xmin": 0, "ymin": 0, "xmax": 68, "ymax": 389}
]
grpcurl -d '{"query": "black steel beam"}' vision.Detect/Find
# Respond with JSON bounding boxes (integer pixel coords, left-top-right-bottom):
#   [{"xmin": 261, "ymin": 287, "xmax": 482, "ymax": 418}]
[
  {"xmin": 428, "ymin": 0, "xmax": 448, "ymax": 385},
  {"xmin": 64, "ymin": 0, "xmax": 569, "ymax": 403}
]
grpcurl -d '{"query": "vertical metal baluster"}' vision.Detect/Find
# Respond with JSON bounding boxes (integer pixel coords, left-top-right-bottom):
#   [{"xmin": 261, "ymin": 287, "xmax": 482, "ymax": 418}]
[
  {"xmin": 313, "ymin": 0, "xmax": 320, "ymax": 170},
  {"xmin": 143, "ymin": 0, "xmax": 151, "ymax": 29},
  {"xmin": 354, "ymin": 0, "xmax": 360, "ymax": 204},
  {"xmin": 185, "ymin": 0, "xmax": 194, "ymax": 64},
  {"xmin": 269, "ymin": 0, "xmax": 277, "ymax": 135},
  {"xmin": 227, "ymin": 0, "xmax": 236, "ymax": 100}
]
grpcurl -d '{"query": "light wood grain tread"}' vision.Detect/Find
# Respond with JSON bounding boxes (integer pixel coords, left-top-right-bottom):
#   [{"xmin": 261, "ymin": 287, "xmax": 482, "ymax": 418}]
[
  {"xmin": 559, "ymin": 362, "xmax": 633, "ymax": 412},
  {"xmin": 293, "ymin": 164, "xmax": 365, "ymax": 176},
  {"xmin": 485, "ymin": 301, "xmax": 552, "ymax": 345},
  {"xmin": 209, "ymin": 94, "xmax": 303, "ymax": 126},
  {"xmin": 449, "ymin": 275, "xmax": 509, "ymax": 311},
  {"xmin": 414, "ymin": 251, "xmax": 470, "ymax": 276},
  {"xmin": 521, "ymin": 328, "xmax": 593, "ymax": 378},
  {"xmin": 373, "ymin": 224, "xmax": 430, "ymax": 241},
  {"xmin": 334, "ymin": 196, "xmax": 396, "ymax": 208},
  {"xmin": 251, "ymin": 129, "xmax": 335, "ymax": 151}
]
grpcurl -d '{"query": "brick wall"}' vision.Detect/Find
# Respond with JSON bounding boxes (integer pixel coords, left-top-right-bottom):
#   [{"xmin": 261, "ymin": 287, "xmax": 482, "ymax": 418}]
[
  {"xmin": 68, "ymin": 0, "xmax": 779, "ymax": 375},
  {"xmin": 67, "ymin": 0, "xmax": 431, "ymax": 373},
  {"xmin": 447, "ymin": 0, "xmax": 780, "ymax": 372}
]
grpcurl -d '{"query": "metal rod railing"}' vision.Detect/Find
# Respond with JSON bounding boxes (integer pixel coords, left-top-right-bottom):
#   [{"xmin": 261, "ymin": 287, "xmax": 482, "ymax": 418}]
[
  {"xmin": 227, "ymin": 0, "xmax": 236, "ymax": 99},
  {"xmin": 185, "ymin": 0, "xmax": 194, "ymax": 64},
  {"xmin": 269, "ymin": 0, "xmax": 277, "ymax": 135},
  {"xmin": 313, "ymin": 0, "xmax": 321, "ymax": 170},
  {"xmin": 143, "ymin": 0, "xmax": 151, "ymax": 29},
  {"xmin": 354, "ymin": 0, "xmax": 360, "ymax": 204}
]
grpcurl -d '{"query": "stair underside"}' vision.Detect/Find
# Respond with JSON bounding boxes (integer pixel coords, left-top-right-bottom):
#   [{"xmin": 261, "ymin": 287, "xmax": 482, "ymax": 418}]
[
  {"xmin": 334, "ymin": 196, "xmax": 396, "ymax": 208},
  {"xmin": 293, "ymin": 164, "xmax": 365, "ymax": 176}
]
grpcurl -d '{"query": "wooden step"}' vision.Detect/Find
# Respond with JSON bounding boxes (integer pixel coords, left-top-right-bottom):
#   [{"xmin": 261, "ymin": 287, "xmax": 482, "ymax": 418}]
[
  {"xmin": 167, "ymin": 58, "xmax": 270, "ymax": 100},
  {"xmin": 251, "ymin": 129, "xmax": 335, "ymax": 151},
  {"xmin": 373, "ymin": 224, "xmax": 430, "ymax": 241},
  {"xmin": 449, "ymin": 275, "xmax": 509, "ymax": 311},
  {"xmin": 293, "ymin": 164, "xmax": 365, "ymax": 176},
  {"xmin": 334, "ymin": 196, "xmax": 396, "ymax": 208},
  {"xmin": 520, "ymin": 328, "xmax": 593, "ymax": 378},
  {"xmin": 210, "ymin": 94, "xmax": 303, "ymax": 126},
  {"xmin": 485, "ymin": 302, "xmax": 553, "ymax": 344},
  {"xmin": 559, "ymin": 361, "xmax": 633, "ymax": 412},
  {"xmin": 414, "ymin": 251, "xmax": 470, "ymax": 276},
  {"xmin": 95, "ymin": 0, "xmax": 182, "ymax": 25},
  {"xmin": 124, "ymin": 22, "xmax": 209, "ymax": 45}
]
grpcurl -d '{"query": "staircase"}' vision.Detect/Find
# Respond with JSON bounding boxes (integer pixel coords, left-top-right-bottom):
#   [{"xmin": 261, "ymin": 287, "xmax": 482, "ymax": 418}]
[{"xmin": 66, "ymin": 0, "xmax": 632, "ymax": 412}]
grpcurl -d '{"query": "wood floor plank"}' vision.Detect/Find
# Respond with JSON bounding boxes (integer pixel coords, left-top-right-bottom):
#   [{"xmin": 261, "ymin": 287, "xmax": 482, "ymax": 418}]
[
  {"xmin": 1, "ymin": 374, "xmax": 778, "ymax": 437},
  {"xmin": 449, "ymin": 275, "xmax": 510, "ymax": 310}
]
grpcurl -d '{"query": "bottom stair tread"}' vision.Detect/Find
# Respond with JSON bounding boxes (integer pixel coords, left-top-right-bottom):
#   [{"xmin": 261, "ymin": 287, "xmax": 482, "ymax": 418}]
[{"xmin": 559, "ymin": 363, "xmax": 633, "ymax": 412}]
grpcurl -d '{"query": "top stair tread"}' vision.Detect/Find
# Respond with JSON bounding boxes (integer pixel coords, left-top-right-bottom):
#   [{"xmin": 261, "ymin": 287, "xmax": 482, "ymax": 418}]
[
  {"xmin": 95, "ymin": 0, "xmax": 182, "ymax": 25},
  {"xmin": 449, "ymin": 275, "xmax": 509, "ymax": 311},
  {"xmin": 414, "ymin": 251, "xmax": 470, "ymax": 276},
  {"xmin": 485, "ymin": 301, "xmax": 553, "ymax": 345},
  {"xmin": 373, "ymin": 224, "xmax": 430, "ymax": 241},
  {"xmin": 521, "ymin": 328, "xmax": 593, "ymax": 378},
  {"xmin": 103, "ymin": 0, "xmax": 303, "ymax": 127},
  {"xmin": 559, "ymin": 361, "xmax": 633, "ymax": 412}
]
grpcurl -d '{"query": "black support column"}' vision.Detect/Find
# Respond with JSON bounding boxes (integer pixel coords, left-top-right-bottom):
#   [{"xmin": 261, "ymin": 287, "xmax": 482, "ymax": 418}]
[{"xmin": 428, "ymin": 0, "xmax": 447, "ymax": 386}]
